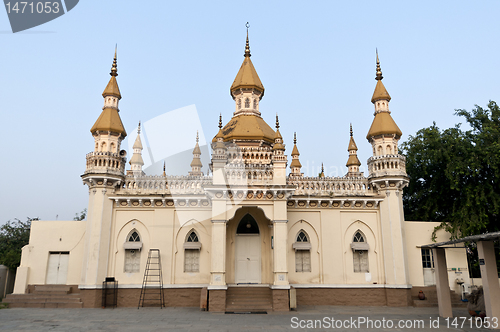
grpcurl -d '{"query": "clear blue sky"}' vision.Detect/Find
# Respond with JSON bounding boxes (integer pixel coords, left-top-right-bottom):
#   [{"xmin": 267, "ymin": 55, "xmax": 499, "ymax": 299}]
[{"xmin": 1, "ymin": 1, "xmax": 499, "ymax": 223}]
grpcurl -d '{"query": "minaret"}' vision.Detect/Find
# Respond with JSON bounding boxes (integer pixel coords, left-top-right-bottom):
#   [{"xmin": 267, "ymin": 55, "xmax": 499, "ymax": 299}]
[
  {"xmin": 84, "ymin": 47, "xmax": 127, "ymax": 179},
  {"xmin": 366, "ymin": 51, "xmax": 407, "ymax": 180},
  {"xmin": 366, "ymin": 51, "xmax": 410, "ymax": 288},
  {"xmin": 230, "ymin": 25, "xmax": 265, "ymax": 116},
  {"xmin": 189, "ymin": 131, "xmax": 203, "ymax": 176},
  {"xmin": 272, "ymin": 115, "xmax": 287, "ymax": 185},
  {"xmin": 80, "ymin": 48, "xmax": 127, "ymax": 289},
  {"xmin": 289, "ymin": 132, "xmax": 303, "ymax": 178},
  {"xmin": 345, "ymin": 124, "xmax": 362, "ymax": 177},
  {"xmin": 211, "ymin": 114, "xmax": 228, "ymax": 185},
  {"xmin": 129, "ymin": 122, "xmax": 145, "ymax": 176}
]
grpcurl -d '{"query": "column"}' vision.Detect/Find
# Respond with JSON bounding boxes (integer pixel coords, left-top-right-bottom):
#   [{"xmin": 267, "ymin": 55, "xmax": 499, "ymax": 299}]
[
  {"xmin": 272, "ymin": 200, "xmax": 289, "ymax": 311},
  {"xmin": 208, "ymin": 195, "xmax": 227, "ymax": 312},
  {"xmin": 477, "ymin": 241, "xmax": 500, "ymax": 326},
  {"xmin": 433, "ymin": 248, "xmax": 453, "ymax": 318}
]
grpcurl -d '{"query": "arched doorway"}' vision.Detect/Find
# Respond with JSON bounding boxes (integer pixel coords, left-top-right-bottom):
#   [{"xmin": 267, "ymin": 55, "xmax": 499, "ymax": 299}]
[{"xmin": 235, "ymin": 214, "xmax": 261, "ymax": 284}]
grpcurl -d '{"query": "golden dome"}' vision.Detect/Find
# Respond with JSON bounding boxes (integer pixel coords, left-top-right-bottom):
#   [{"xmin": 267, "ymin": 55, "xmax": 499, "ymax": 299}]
[
  {"xmin": 366, "ymin": 112, "xmax": 402, "ymax": 139},
  {"xmin": 230, "ymin": 32, "xmax": 264, "ymax": 98},
  {"xmin": 221, "ymin": 114, "xmax": 275, "ymax": 143},
  {"xmin": 371, "ymin": 80, "xmax": 391, "ymax": 104},
  {"xmin": 90, "ymin": 108, "xmax": 127, "ymax": 136}
]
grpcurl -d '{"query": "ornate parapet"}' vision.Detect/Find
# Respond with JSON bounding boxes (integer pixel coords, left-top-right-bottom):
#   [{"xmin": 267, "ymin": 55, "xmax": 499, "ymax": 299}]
[
  {"xmin": 84, "ymin": 151, "xmax": 126, "ymax": 176},
  {"xmin": 287, "ymin": 176, "xmax": 375, "ymax": 197},
  {"xmin": 367, "ymin": 154, "xmax": 407, "ymax": 178},
  {"xmin": 119, "ymin": 175, "xmax": 212, "ymax": 195}
]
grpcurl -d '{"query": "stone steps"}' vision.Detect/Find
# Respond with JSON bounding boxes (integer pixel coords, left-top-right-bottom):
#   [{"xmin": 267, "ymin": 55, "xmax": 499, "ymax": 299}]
[
  {"xmin": 225, "ymin": 287, "xmax": 273, "ymax": 312},
  {"xmin": 2, "ymin": 285, "xmax": 83, "ymax": 308}
]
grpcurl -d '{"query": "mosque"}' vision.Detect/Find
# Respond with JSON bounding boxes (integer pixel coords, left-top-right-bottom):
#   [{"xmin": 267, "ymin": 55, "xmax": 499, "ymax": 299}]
[{"xmin": 8, "ymin": 31, "xmax": 469, "ymax": 311}]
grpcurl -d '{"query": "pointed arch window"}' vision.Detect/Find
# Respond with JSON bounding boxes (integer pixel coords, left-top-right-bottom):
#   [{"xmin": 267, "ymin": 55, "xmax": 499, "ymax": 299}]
[
  {"xmin": 124, "ymin": 229, "xmax": 142, "ymax": 273},
  {"xmin": 184, "ymin": 230, "xmax": 201, "ymax": 272},
  {"xmin": 245, "ymin": 98, "xmax": 250, "ymax": 108},
  {"xmin": 293, "ymin": 230, "xmax": 311, "ymax": 272},
  {"xmin": 351, "ymin": 230, "xmax": 369, "ymax": 273}
]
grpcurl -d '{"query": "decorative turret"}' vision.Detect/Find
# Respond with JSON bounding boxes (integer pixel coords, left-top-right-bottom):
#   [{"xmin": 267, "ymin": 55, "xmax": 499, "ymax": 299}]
[
  {"xmin": 211, "ymin": 114, "xmax": 228, "ymax": 185},
  {"xmin": 230, "ymin": 23, "xmax": 265, "ymax": 117},
  {"xmin": 272, "ymin": 115, "xmax": 288, "ymax": 185},
  {"xmin": 319, "ymin": 163, "xmax": 325, "ymax": 178},
  {"xmin": 189, "ymin": 131, "xmax": 203, "ymax": 176},
  {"xmin": 366, "ymin": 51, "xmax": 408, "ymax": 185},
  {"xmin": 83, "ymin": 48, "xmax": 127, "ymax": 184},
  {"xmin": 290, "ymin": 132, "xmax": 303, "ymax": 178},
  {"xmin": 129, "ymin": 122, "xmax": 145, "ymax": 176},
  {"xmin": 345, "ymin": 124, "xmax": 362, "ymax": 178}
]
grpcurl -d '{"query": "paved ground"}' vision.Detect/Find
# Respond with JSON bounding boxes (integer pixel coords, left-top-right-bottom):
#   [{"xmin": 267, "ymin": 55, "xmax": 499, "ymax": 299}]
[{"xmin": 0, "ymin": 306, "xmax": 493, "ymax": 331}]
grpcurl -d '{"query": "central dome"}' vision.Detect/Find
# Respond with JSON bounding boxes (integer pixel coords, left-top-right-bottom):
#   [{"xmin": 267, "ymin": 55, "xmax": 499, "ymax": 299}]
[{"xmin": 221, "ymin": 114, "xmax": 275, "ymax": 144}]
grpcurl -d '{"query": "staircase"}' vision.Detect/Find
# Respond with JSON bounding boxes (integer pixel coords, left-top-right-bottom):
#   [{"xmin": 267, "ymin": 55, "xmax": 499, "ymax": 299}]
[
  {"xmin": 2, "ymin": 285, "xmax": 83, "ymax": 308},
  {"xmin": 225, "ymin": 287, "xmax": 272, "ymax": 313},
  {"xmin": 412, "ymin": 286, "xmax": 467, "ymax": 308}
]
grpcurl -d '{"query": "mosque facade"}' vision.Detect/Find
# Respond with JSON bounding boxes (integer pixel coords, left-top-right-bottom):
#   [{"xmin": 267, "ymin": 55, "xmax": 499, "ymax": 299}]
[{"xmin": 11, "ymin": 33, "xmax": 469, "ymax": 311}]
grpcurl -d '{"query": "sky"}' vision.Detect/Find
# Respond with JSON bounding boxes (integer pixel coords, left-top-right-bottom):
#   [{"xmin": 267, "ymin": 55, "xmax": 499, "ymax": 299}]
[{"xmin": 1, "ymin": 0, "xmax": 500, "ymax": 223}]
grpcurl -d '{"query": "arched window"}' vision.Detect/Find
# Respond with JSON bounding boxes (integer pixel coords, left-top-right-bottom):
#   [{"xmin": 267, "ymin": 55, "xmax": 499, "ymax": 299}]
[
  {"xmin": 253, "ymin": 98, "xmax": 257, "ymax": 110},
  {"xmin": 245, "ymin": 98, "xmax": 250, "ymax": 108},
  {"xmin": 293, "ymin": 230, "xmax": 311, "ymax": 272},
  {"xmin": 184, "ymin": 230, "xmax": 201, "ymax": 272},
  {"xmin": 238, "ymin": 98, "xmax": 242, "ymax": 109},
  {"xmin": 123, "ymin": 229, "xmax": 142, "ymax": 273},
  {"xmin": 351, "ymin": 230, "xmax": 369, "ymax": 273}
]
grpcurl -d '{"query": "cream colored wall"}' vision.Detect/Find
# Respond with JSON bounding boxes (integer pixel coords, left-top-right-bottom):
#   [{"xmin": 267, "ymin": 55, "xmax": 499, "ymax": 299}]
[
  {"xmin": 18, "ymin": 220, "xmax": 86, "ymax": 287},
  {"xmin": 109, "ymin": 207, "xmax": 212, "ymax": 286},
  {"xmin": 405, "ymin": 221, "xmax": 470, "ymax": 293},
  {"xmin": 287, "ymin": 209, "xmax": 381, "ymax": 285}
]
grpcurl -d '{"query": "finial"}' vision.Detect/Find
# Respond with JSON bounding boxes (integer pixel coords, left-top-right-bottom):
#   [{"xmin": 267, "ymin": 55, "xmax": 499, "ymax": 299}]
[
  {"xmin": 196, "ymin": 130, "xmax": 199, "ymax": 143},
  {"xmin": 276, "ymin": 114, "xmax": 280, "ymax": 129},
  {"xmin": 244, "ymin": 22, "xmax": 251, "ymax": 57},
  {"xmin": 375, "ymin": 49, "xmax": 383, "ymax": 81},
  {"xmin": 321, "ymin": 163, "xmax": 324, "ymax": 173},
  {"xmin": 137, "ymin": 121, "xmax": 141, "ymax": 134},
  {"xmin": 163, "ymin": 161, "xmax": 166, "ymax": 176},
  {"xmin": 218, "ymin": 113, "xmax": 222, "ymax": 129},
  {"xmin": 294, "ymin": 132, "xmax": 297, "ymax": 145},
  {"xmin": 110, "ymin": 45, "xmax": 118, "ymax": 77},
  {"xmin": 350, "ymin": 123, "xmax": 353, "ymax": 137}
]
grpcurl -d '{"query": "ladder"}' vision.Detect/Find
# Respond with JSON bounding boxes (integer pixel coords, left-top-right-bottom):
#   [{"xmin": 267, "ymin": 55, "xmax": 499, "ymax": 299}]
[{"xmin": 138, "ymin": 249, "xmax": 164, "ymax": 308}]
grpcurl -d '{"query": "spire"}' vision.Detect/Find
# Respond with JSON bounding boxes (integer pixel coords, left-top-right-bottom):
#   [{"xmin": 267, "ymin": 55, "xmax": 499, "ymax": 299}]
[
  {"xmin": 346, "ymin": 124, "xmax": 361, "ymax": 178},
  {"xmin": 367, "ymin": 50, "xmax": 402, "ymax": 139},
  {"xmin": 290, "ymin": 132, "xmax": 302, "ymax": 175},
  {"xmin": 162, "ymin": 161, "xmax": 166, "ymax": 177},
  {"xmin": 190, "ymin": 131, "xmax": 203, "ymax": 176},
  {"xmin": 90, "ymin": 47, "xmax": 126, "ymax": 136},
  {"xmin": 111, "ymin": 45, "xmax": 118, "ymax": 77},
  {"xmin": 319, "ymin": 163, "xmax": 325, "ymax": 177},
  {"xmin": 245, "ymin": 22, "xmax": 251, "ymax": 57},
  {"xmin": 129, "ymin": 121, "xmax": 144, "ymax": 175},
  {"xmin": 230, "ymin": 23, "xmax": 265, "ymax": 99},
  {"xmin": 273, "ymin": 114, "xmax": 285, "ymax": 151},
  {"xmin": 102, "ymin": 46, "xmax": 122, "ymax": 100},
  {"xmin": 371, "ymin": 50, "xmax": 391, "ymax": 104},
  {"xmin": 375, "ymin": 49, "xmax": 382, "ymax": 81}
]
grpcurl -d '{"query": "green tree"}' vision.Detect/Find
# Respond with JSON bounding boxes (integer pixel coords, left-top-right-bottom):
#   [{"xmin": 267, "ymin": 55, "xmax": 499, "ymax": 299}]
[
  {"xmin": 0, "ymin": 218, "xmax": 34, "ymax": 270},
  {"xmin": 73, "ymin": 208, "xmax": 87, "ymax": 221},
  {"xmin": 401, "ymin": 101, "xmax": 500, "ymax": 239}
]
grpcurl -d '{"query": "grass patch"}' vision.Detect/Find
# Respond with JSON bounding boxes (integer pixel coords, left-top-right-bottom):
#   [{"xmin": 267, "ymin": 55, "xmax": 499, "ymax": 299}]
[{"xmin": 0, "ymin": 302, "xmax": 9, "ymax": 309}]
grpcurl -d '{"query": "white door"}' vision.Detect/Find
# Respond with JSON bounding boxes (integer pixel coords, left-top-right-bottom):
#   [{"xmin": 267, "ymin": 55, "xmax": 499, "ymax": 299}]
[
  {"xmin": 235, "ymin": 235, "xmax": 261, "ymax": 284},
  {"xmin": 46, "ymin": 252, "xmax": 69, "ymax": 284}
]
